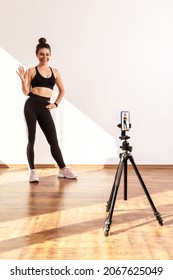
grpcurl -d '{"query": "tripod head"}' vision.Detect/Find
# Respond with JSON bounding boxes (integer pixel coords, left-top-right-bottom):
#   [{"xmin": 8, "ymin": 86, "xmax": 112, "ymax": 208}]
[
  {"xmin": 120, "ymin": 137, "xmax": 132, "ymax": 152},
  {"xmin": 116, "ymin": 126, "xmax": 132, "ymax": 152}
]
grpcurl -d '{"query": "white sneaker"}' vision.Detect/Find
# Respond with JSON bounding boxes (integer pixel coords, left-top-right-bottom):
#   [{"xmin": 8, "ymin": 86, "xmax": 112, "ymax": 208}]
[
  {"xmin": 29, "ymin": 170, "xmax": 39, "ymax": 183},
  {"xmin": 58, "ymin": 167, "xmax": 77, "ymax": 179}
]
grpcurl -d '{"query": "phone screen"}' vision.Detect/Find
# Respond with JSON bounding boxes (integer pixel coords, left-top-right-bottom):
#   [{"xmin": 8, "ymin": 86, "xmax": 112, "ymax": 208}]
[{"xmin": 121, "ymin": 111, "xmax": 130, "ymax": 131}]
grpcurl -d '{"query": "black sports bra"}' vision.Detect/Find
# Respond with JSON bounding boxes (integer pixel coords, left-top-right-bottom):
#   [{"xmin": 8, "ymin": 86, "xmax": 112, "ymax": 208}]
[{"xmin": 31, "ymin": 67, "xmax": 56, "ymax": 90}]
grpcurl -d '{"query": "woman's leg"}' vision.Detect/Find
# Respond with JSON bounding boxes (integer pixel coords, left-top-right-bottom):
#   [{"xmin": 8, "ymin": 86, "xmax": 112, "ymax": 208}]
[
  {"xmin": 38, "ymin": 110, "xmax": 77, "ymax": 178},
  {"xmin": 24, "ymin": 100, "xmax": 37, "ymax": 170},
  {"xmin": 37, "ymin": 109, "xmax": 66, "ymax": 168}
]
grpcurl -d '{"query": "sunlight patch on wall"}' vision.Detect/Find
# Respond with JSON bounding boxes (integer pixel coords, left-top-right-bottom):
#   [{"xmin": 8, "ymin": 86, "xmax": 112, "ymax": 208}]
[{"xmin": 0, "ymin": 47, "xmax": 27, "ymax": 165}]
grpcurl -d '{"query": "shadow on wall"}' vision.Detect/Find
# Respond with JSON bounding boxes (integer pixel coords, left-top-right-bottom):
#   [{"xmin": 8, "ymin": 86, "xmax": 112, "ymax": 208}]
[{"xmin": 0, "ymin": 47, "xmax": 118, "ymax": 165}]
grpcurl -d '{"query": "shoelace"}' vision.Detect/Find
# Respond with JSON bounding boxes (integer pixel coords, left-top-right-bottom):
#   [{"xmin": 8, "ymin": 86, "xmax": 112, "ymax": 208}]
[
  {"xmin": 64, "ymin": 168, "xmax": 72, "ymax": 175},
  {"xmin": 30, "ymin": 171, "xmax": 37, "ymax": 178}
]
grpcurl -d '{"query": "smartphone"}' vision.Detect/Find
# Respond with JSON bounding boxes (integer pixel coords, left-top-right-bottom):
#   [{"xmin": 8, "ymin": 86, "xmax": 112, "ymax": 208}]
[{"xmin": 121, "ymin": 111, "xmax": 130, "ymax": 131}]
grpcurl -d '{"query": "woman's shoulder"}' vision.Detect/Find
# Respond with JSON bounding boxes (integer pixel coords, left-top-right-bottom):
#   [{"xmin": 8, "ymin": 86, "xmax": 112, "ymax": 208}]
[
  {"xmin": 28, "ymin": 67, "xmax": 36, "ymax": 73},
  {"xmin": 51, "ymin": 67, "xmax": 61, "ymax": 79},
  {"xmin": 28, "ymin": 67, "xmax": 36, "ymax": 78}
]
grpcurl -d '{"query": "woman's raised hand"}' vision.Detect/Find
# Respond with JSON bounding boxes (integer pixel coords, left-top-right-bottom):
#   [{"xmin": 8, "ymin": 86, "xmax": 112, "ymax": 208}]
[{"xmin": 16, "ymin": 66, "xmax": 28, "ymax": 82}]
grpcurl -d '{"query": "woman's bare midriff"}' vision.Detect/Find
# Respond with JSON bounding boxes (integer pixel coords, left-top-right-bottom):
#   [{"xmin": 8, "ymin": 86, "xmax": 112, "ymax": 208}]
[{"xmin": 31, "ymin": 87, "xmax": 53, "ymax": 98}]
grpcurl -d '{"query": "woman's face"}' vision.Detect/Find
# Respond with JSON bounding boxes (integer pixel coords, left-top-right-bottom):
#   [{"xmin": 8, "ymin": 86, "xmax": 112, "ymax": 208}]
[{"xmin": 37, "ymin": 48, "xmax": 51, "ymax": 64}]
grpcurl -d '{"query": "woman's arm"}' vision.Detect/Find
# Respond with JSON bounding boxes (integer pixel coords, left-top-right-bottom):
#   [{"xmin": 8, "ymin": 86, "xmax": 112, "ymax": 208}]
[
  {"xmin": 16, "ymin": 66, "xmax": 33, "ymax": 95},
  {"xmin": 54, "ymin": 68, "xmax": 65, "ymax": 105}
]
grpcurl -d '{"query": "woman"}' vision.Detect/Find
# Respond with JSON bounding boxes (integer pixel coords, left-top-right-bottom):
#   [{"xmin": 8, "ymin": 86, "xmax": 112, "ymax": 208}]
[{"xmin": 17, "ymin": 37, "xmax": 77, "ymax": 182}]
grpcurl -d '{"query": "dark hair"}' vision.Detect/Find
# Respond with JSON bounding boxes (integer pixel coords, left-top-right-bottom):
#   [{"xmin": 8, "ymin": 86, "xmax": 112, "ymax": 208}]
[{"xmin": 36, "ymin": 37, "xmax": 51, "ymax": 54}]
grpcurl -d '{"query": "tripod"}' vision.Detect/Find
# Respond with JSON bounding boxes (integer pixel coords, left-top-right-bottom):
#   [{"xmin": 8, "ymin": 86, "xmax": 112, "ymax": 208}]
[{"xmin": 103, "ymin": 134, "xmax": 163, "ymax": 237}]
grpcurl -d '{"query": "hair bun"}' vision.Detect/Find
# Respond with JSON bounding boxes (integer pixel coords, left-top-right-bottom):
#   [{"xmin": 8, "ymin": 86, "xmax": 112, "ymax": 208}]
[
  {"xmin": 38, "ymin": 37, "xmax": 46, "ymax": 44},
  {"xmin": 36, "ymin": 37, "xmax": 51, "ymax": 54}
]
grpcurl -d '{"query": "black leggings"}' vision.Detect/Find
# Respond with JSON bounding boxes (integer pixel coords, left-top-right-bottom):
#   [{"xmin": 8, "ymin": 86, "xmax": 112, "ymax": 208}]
[{"xmin": 24, "ymin": 92, "xmax": 65, "ymax": 169}]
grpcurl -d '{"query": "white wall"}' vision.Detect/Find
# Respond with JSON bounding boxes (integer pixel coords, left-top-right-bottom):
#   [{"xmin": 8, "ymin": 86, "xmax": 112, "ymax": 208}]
[{"xmin": 0, "ymin": 0, "xmax": 173, "ymax": 165}]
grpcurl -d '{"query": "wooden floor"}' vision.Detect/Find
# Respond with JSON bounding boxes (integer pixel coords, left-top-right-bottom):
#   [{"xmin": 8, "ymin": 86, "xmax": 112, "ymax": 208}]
[{"xmin": 0, "ymin": 165, "xmax": 172, "ymax": 260}]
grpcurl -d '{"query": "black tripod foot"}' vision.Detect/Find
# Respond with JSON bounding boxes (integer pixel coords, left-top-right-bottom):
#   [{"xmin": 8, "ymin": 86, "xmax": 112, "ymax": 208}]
[
  {"xmin": 154, "ymin": 211, "xmax": 163, "ymax": 226},
  {"xmin": 103, "ymin": 219, "xmax": 111, "ymax": 236}
]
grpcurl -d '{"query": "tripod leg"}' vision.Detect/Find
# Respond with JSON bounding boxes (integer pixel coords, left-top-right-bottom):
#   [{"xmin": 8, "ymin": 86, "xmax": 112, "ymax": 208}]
[
  {"xmin": 128, "ymin": 155, "xmax": 163, "ymax": 226},
  {"xmin": 107, "ymin": 158, "xmax": 128, "ymax": 212},
  {"xmin": 106, "ymin": 166, "xmax": 119, "ymax": 212},
  {"xmin": 104, "ymin": 158, "xmax": 124, "ymax": 236},
  {"xmin": 124, "ymin": 159, "xmax": 127, "ymax": 200}
]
